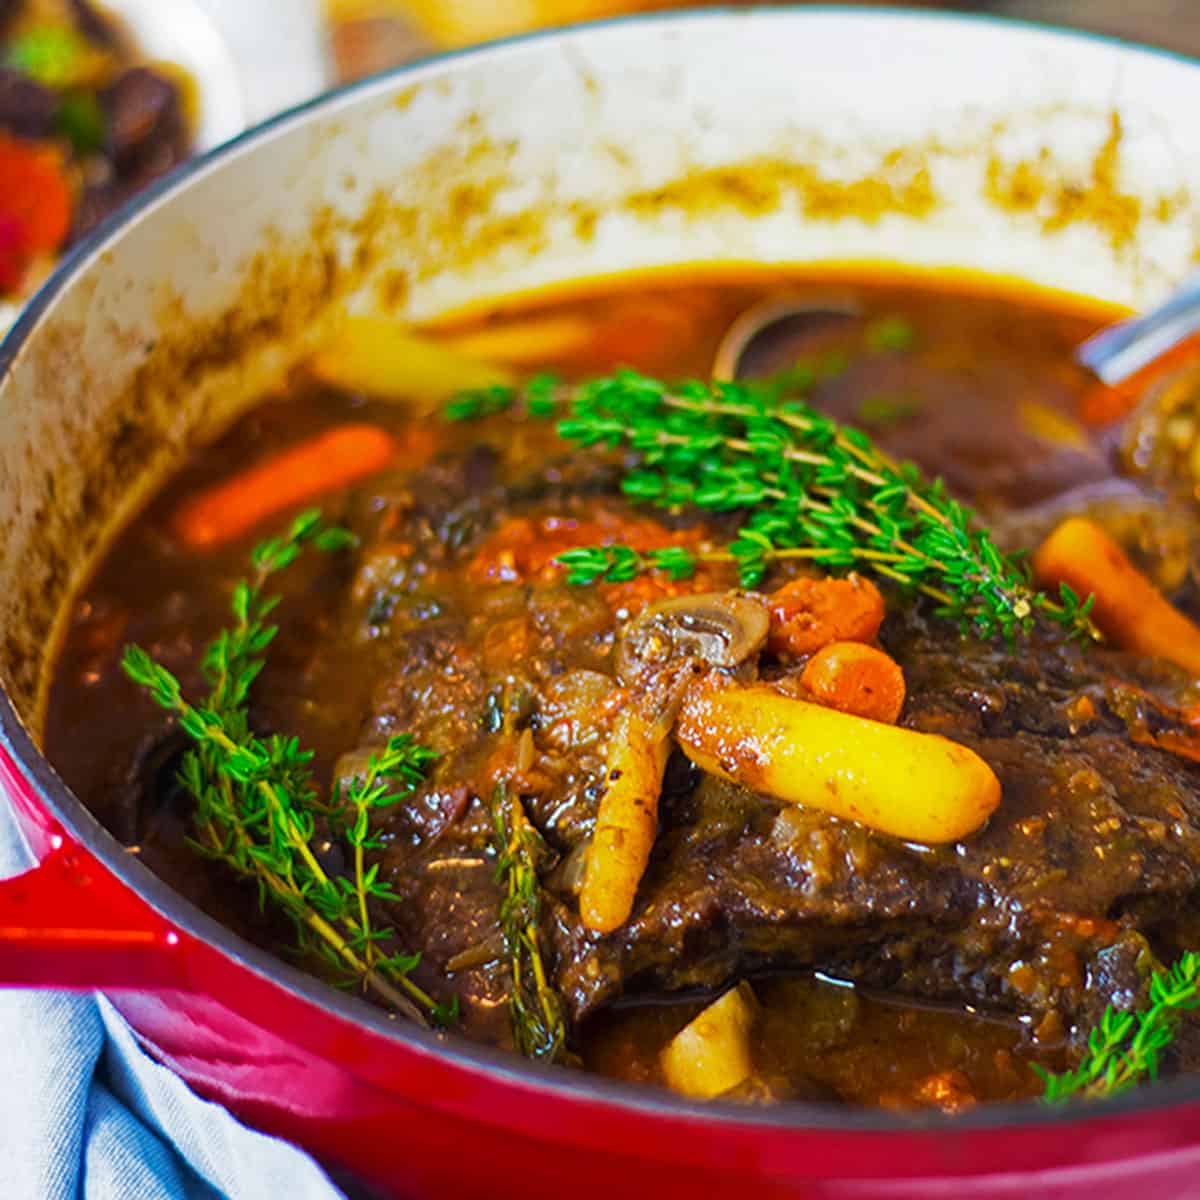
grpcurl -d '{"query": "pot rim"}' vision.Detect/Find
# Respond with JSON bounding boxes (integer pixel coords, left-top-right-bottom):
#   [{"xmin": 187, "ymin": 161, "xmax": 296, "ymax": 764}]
[{"xmin": 4, "ymin": 2, "xmax": 1200, "ymax": 1141}]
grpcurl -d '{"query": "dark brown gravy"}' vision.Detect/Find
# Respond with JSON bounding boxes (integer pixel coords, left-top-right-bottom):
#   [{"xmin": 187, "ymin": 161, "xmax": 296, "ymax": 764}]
[{"xmin": 45, "ymin": 272, "xmax": 1144, "ymax": 1110}]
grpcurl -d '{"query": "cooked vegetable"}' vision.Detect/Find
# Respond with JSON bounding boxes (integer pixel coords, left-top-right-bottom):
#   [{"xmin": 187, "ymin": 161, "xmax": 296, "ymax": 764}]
[
  {"xmin": 800, "ymin": 640, "xmax": 906, "ymax": 724},
  {"xmin": 55, "ymin": 87, "xmax": 105, "ymax": 153},
  {"xmin": 172, "ymin": 424, "xmax": 401, "ymax": 549},
  {"xmin": 1106, "ymin": 682, "xmax": 1200, "ymax": 766},
  {"xmin": 1041, "ymin": 952, "xmax": 1200, "ymax": 1101},
  {"xmin": 5, "ymin": 24, "xmax": 102, "ymax": 89},
  {"xmin": 1034, "ymin": 516, "xmax": 1200, "ymax": 676},
  {"xmin": 766, "ymin": 574, "xmax": 885, "ymax": 659},
  {"xmin": 676, "ymin": 681, "xmax": 1000, "ymax": 844},
  {"xmin": 616, "ymin": 591, "xmax": 769, "ymax": 682},
  {"xmin": 581, "ymin": 590, "xmax": 770, "ymax": 934},
  {"xmin": 0, "ymin": 131, "xmax": 69, "ymax": 289},
  {"xmin": 661, "ymin": 983, "xmax": 758, "ymax": 1100},
  {"xmin": 311, "ymin": 316, "xmax": 514, "ymax": 398},
  {"xmin": 454, "ymin": 370, "xmax": 1097, "ymax": 642},
  {"xmin": 54, "ymin": 271, "xmax": 1200, "ymax": 1107},
  {"xmin": 120, "ymin": 511, "xmax": 456, "ymax": 1025},
  {"xmin": 0, "ymin": 6, "xmax": 194, "ymax": 299},
  {"xmin": 440, "ymin": 312, "xmax": 595, "ymax": 364},
  {"xmin": 579, "ymin": 706, "xmax": 671, "ymax": 933},
  {"xmin": 1118, "ymin": 360, "xmax": 1200, "ymax": 494},
  {"xmin": 0, "ymin": 133, "xmax": 69, "ymax": 250},
  {"xmin": 1017, "ymin": 398, "xmax": 1093, "ymax": 453}
]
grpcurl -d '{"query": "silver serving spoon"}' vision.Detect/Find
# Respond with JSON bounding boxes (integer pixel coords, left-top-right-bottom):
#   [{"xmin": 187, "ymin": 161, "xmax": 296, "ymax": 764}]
[
  {"xmin": 712, "ymin": 293, "xmax": 860, "ymax": 381},
  {"xmin": 1077, "ymin": 268, "xmax": 1200, "ymax": 385},
  {"xmin": 717, "ymin": 271, "xmax": 1200, "ymax": 388}
]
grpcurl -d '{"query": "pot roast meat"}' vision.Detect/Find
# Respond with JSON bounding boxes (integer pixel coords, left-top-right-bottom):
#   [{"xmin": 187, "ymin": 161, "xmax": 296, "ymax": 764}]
[
  {"xmin": 548, "ymin": 617, "xmax": 1200, "ymax": 1034},
  {"xmin": 43, "ymin": 278, "xmax": 1200, "ymax": 1098},
  {"xmin": 336, "ymin": 449, "xmax": 1200, "ymax": 1045},
  {"xmin": 0, "ymin": 67, "xmax": 56, "ymax": 139},
  {"xmin": 103, "ymin": 66, "xmax": 188, "ymax": 175}
]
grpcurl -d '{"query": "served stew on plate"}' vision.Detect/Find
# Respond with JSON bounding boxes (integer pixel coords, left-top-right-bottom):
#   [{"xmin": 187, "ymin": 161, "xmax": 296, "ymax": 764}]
[
  {"xmin": 45, "ymin": 270, "xmax": 1200, "ymax": 1110},
  {"xmin": 1, "ymin": 0, "xmax": 193, "ymax": 309}
]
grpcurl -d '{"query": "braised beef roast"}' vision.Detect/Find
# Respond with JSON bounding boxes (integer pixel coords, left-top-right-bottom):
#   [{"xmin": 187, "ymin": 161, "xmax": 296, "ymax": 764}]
[
  {"xmin": 46, "ymin": 276, "xmax": 1200, "ymax": 1107},
  {"xmin": 344, "ymin": 450, "xmax": 1200, "ymax": 1043}
]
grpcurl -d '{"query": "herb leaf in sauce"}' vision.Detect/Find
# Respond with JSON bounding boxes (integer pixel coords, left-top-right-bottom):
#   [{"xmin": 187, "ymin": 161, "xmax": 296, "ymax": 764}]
[
  {"xmin": 121, "ymin": 509, "xmax": 457, "ymax": 1027},
  {"xmin": 864, "ymin": 314, "xmax": 916, "ymax": 353},
  {"xmin": 1040, "ymin": 951, "xmax": 1200, "ymax": 1101}
]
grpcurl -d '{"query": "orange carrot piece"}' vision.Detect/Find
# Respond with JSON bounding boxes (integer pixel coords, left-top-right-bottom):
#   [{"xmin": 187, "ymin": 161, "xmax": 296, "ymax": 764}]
[
  {"xmin": 1034, "ymin": 516, "xmax": 1200, "ymax": 676},
  {"xmin": 801, "ymin": 640, "xmax": 906, "ymax": 724},
  {"xmin": 767, "ymin": 574, "xmax": 885, "ymax": 659},
  {"xmin": 173, "ymin": 424, "xmax": 401, "ymax": 549},
  {"xmin": 0, "ymin": 133, "xmax": 71, "ymax": 255},
  {"xmin": 1080, "ymin": 334, "xmax": 1200, "ymax": 428}
]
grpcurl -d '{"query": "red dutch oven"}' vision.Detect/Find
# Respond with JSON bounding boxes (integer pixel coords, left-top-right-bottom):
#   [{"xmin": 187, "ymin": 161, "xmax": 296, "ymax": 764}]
[{"xmin": 5, "ymin": 9, "xmax": 1200, "ymax": 1197}]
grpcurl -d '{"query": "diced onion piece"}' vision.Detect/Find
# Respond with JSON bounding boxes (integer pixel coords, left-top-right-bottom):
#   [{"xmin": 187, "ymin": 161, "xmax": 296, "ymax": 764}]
[
  {"xmin": 311, "ymin": 316, "xmax": 514, "ymax": 398},
  {"xmin": 676, "ymin": 683, "xmax": 1000, "ymax": 845},
  {"xmin": 661, "ymin": 983, "xmax": 758, "ymax": 1100}
]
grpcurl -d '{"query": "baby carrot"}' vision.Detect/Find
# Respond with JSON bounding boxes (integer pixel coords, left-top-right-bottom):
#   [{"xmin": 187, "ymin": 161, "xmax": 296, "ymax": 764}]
[
  {"xmin": 1034, "ymin": 516, "xmax": 1200, "ymax": 677},
  {"xmin": 580, "ymin": 707, "xmax": 670, "ymax": 934},
  {"xmin": 767, "ymin": 574, "xmax": 885, "ymax": 660},
  {"xmin": 172, "ymin": 424, "xmax": 400, "ymax": 549},
  {"xmin": 801, "ymin": 640, "xmax": 906, "ymax": 724}
]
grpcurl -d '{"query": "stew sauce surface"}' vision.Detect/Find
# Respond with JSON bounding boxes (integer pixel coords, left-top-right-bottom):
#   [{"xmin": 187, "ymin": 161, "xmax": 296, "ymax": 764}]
[{"xmin": 48, "ymin": 272, "xmax": 1191, "ymax": 1110}]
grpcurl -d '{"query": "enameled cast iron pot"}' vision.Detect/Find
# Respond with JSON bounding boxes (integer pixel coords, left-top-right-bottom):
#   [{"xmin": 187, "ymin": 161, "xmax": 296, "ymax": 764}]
[{"xmin": 5, "ymin": 10, "xmax": 1200, "ymax": 1197}]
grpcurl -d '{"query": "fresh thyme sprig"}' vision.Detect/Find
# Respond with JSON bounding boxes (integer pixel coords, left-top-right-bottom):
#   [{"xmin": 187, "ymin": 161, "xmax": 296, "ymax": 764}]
[
  {"xmin": 335, "ymin": 735, "xmax": 438, "ymax": 975},
  {"xmin": 1039, "ymin": 952, "xmax": 1200, "ymax": 1101},
  {"xmin": 122, "ymin": 510, "xmax": 456, "ymax": 1027},
  {"xmin": 490, "ymin": 784, "xmax": 568, "ymax": 1062},
  {"xmin": 447, "ymin": 370, "xmax": 1096, "ymax": 642}
]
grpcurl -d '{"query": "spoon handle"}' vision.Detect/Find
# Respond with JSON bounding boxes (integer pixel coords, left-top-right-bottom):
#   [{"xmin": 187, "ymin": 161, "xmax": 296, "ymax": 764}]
[{"xmin": 1077, "ymin": 268, "xmax": 1200, "ymax": 385}]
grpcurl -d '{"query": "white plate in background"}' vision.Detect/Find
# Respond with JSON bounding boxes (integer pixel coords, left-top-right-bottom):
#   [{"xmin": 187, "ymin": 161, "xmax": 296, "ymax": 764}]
[
  {"xmin": 103, "ymin": 0, "xmax": 335, "ymax": 145},
  {"xmin": 1, "ymin": 0, "xmax": 332, "ymax": 332}
]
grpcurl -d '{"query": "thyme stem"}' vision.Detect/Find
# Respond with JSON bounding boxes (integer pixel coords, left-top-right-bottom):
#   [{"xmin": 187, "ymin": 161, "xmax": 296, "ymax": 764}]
[{"xmin": 490, "ymin": 784, "xmax": 568, "ymax": 1062}]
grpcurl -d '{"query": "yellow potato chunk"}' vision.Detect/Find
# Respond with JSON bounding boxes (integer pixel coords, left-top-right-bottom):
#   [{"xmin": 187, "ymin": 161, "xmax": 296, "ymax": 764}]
[
  {"xmin": 661, "ymin": 983, "xmax": 757, "ymax": 1100},
  {"xmin": 676, "ymin": 683, "xmax": 1000, "ymax": 845},
  {"xmin": 311, "ymin": 316, "xmax": 514, "ymax": 398}
]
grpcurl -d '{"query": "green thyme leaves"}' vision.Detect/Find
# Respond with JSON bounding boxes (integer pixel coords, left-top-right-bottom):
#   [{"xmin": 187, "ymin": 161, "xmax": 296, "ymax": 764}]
[
  {"xmin": 1041, "ymin": 952, "xmax": 1200, "ymax": 1102},
  {"xmin": 122, "ymin": 509, "xmax": 456, "ymax": 1027}
]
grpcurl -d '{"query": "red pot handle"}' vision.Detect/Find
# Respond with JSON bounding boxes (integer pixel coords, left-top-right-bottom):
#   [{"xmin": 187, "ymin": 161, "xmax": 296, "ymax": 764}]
[{"xmin": 0, "ymin": 753, "xmax": 184, "ymax": 989}]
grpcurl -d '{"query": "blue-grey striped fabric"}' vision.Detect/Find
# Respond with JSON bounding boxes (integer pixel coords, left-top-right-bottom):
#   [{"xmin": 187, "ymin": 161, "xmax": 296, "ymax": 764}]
[{"xmin": 0, "ymin": 798, "xmax": 346, "ymax": 1200}]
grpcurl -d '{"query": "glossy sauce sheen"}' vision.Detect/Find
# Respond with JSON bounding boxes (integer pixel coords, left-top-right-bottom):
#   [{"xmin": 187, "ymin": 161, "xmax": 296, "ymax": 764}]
[{"xmin": 46, "ymin": 274, "xmax": 1133, "ymax": 1110}]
